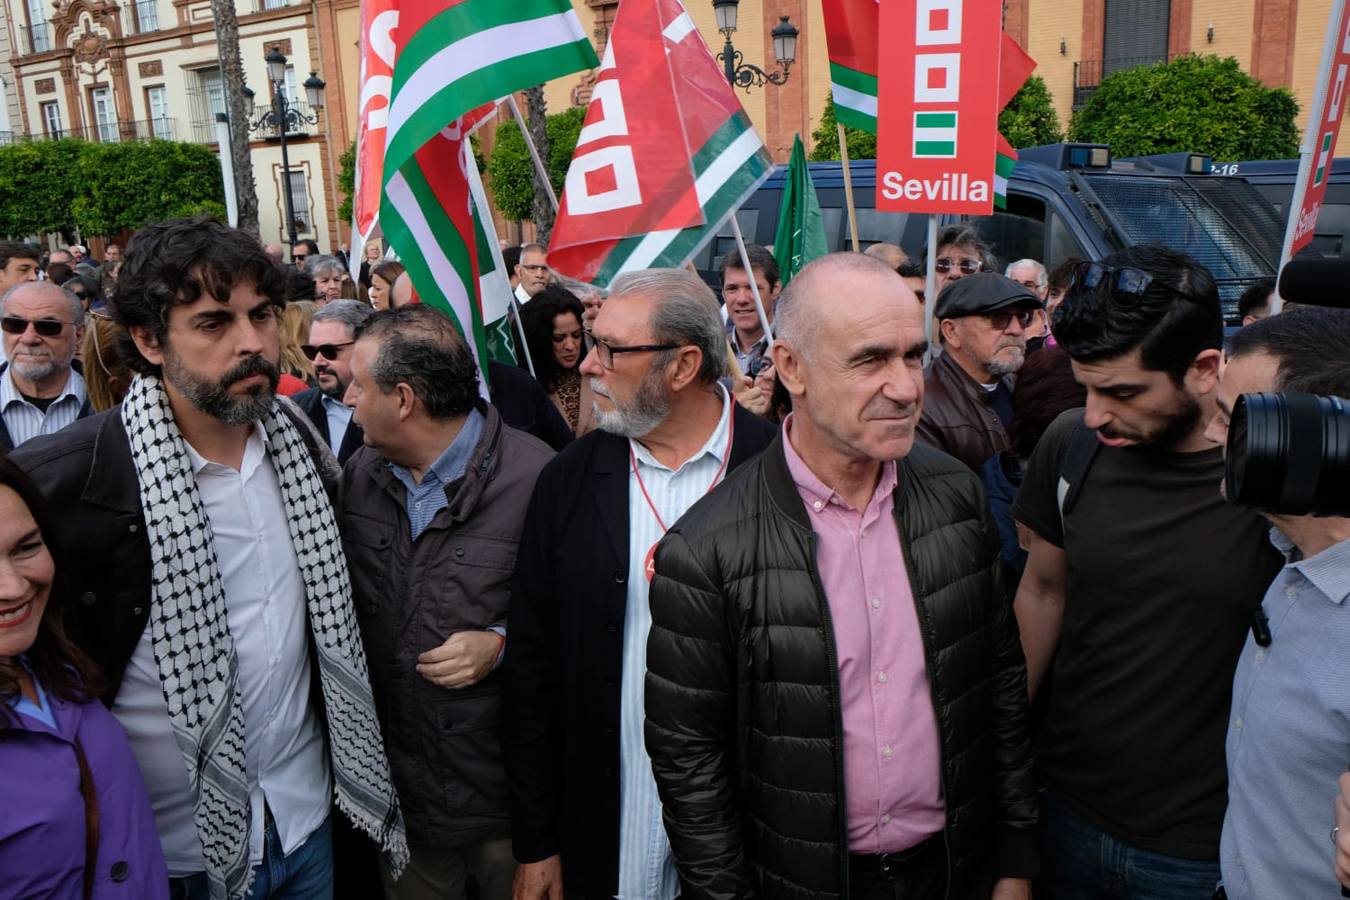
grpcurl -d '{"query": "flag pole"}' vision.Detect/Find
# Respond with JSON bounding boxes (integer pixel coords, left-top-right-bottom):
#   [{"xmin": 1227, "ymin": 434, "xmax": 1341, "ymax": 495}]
[
  {"xmin": 924, "ymin": 215, "xmax": 938, "ymax": 361},
  {"xmin": 729, "ymin": 213, "xmax": 774, "ymax": 345},
  {"xmin": 837, "ymin": 123, "xmax": 861, "ymax": 252},
  {"xmin": 507, "ymin": 94, "xmax": 560, "ymax": 213},
  {"xmin": 464, "ymin": 135, "xmax": 537, "ymax": 379}
]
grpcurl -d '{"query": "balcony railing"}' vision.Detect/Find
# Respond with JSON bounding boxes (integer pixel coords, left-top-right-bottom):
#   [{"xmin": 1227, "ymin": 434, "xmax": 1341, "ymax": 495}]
[
  {"xmin": 1072, "ymin": 54, "xmax": 1175, "ymax": 108},
  {"xmin": 133, "ymin": 0, "xmax": 159, "ymax": 32},
  {"xmin": 253, "ymin": 0, "xmax": 298, "ymax": 11},
  {"xmin": 8, "ymin": 119, "xmax": 177, "ymax": 143},
  {"xmin": 27, "ymin": 22, "xmax": 52, "ymax": 54}
]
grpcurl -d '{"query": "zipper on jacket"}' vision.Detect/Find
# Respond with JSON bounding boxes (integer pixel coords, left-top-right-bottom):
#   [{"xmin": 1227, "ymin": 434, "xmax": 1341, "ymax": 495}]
[
  {"xmin": 892, "ymin": 503, "xmax": 955, "ymax": 900},
  {"xmin": 803, "ymin": 530, "xmax": 852, "ymax": 900}
]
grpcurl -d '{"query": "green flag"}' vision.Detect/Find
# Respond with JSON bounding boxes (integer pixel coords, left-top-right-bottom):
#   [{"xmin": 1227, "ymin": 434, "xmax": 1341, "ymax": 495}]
[{"xmin": 773, "ymin": 134, "xmax": 827, "ymax": 286}]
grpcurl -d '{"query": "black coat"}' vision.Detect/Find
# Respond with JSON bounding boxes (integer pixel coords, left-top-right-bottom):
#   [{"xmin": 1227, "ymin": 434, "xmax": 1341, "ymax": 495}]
[
  {"xmin": 0, "ymin": 361, "xmax": 95, "ymax": 452},
  {"xmin": 293, "ymin": 387, "xmax": 365, "ymax": 466},
  {"xmin": 645, "ymin": 437, "xmax": 1039, "ymax": 900},
  {"xmin": 488, "ymin": 361, "xmax": 574, "ymax": 453},
  {"xmin": 503, "ymin": 402, "xmax": 776, "ymax": 897}
]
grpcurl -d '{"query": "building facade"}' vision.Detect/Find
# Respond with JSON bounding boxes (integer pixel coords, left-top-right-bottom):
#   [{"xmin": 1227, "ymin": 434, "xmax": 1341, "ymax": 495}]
[{"xmin": 0, "ymin": 0, "xmax": 353, "ymax": 252}]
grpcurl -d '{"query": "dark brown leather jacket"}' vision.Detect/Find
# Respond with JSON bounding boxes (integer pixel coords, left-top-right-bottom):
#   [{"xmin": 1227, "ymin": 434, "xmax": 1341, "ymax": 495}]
[
  {"xmin": 339, "ymin": 403, "xmax": 553, "ymax": 850},
  {"xmin": 916, "ymin": 350, "xmax": 1013, "ymax": 472}
]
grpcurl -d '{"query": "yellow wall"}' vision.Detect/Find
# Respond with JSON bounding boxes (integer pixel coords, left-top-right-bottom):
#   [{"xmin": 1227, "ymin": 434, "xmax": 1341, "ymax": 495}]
[
  {"xmin": 1290, "ymin": 0, "xmax": 1350, "ymax": 156},
  {"xmin": 1025, "ymin": 0, "xmax": 1084, "ymax": 134}
]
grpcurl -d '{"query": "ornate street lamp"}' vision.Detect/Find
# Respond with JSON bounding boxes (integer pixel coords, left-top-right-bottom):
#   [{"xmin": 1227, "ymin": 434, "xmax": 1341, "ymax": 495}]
[
  {"xmin": 244, "ymin": 46, "xmax": 326, "ymax": 249},
  {"xmin": 713, "ymin": 0, "xmax": 797, "ymax": 92}
]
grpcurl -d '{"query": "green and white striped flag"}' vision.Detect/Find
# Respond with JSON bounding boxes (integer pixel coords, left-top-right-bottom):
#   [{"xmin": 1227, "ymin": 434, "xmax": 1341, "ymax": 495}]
[
  {"xmin": 913, "ymin": 112, "xmax": 959, "ymax": 158},
  {"xmin": 379, "ymin": 0, "xmax": 596, "ymax": 380},
  {"xmin": 994, "ymin": 150, "xmax": 1017, "ymax": 209},
  {"xmin": 546, "ymin": 0, "xmax": 774, "ymax": 287},
  {"xmin": 822, "ymin": 0, "xmax": 880, "ymax": 133}
]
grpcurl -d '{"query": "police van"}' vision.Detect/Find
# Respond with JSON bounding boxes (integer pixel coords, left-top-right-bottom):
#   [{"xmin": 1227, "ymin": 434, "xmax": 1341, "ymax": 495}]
[
  {"xmin": 696, "ymin": 143, "xmax": 1287, "ymax": 325},
  {"xmin": 1215, "ymin": 157, "xmax": 1350, "ymax": 259}
]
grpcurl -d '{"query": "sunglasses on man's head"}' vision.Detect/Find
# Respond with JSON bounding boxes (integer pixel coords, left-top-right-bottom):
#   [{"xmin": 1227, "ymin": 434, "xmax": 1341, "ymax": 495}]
[
  {"xmin": 935, "ymin": 257, "xmax": 983, "ymax": 275},
  {"xmin": 301, "ymin": 341, "xmax": 354, "ymax": 361},
  {"xmin": 1071, "ymin": 261, "xmax": 1154, "ymax": 301},
  {"xmin": 1, "ymin": 316, "xmax": 74, "ymax": 337}
]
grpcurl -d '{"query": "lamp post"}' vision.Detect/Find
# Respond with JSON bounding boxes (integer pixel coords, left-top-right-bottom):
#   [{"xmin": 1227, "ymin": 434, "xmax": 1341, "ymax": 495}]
[
  {"xmin": 242, "ymin": 46, "xmax": 325, "ymax": 250},
  {"xmin": 712, "ymin": 0, "xmax": 798, "ymax": 91}
]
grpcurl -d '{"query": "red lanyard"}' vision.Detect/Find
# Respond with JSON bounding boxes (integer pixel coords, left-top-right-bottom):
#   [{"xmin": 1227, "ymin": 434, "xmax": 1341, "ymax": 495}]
[{"xmin": 629, "ymin": 408, "xmax": 736, "ymax": 534}]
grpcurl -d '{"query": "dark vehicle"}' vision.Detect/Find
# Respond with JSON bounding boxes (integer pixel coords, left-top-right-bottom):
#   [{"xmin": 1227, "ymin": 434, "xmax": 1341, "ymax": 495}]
[
  {"xmin": 695, "ymin": 143, "xmax": 1286, "ymax": 324},
  {"xmin": 1210, "ymin": 157, "xmax": 1350, "ymax": 259}
]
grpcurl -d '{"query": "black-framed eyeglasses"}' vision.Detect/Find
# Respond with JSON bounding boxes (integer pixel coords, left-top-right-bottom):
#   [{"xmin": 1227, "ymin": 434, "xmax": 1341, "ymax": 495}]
[
  {"xmin": 592, "ymin": 335, "xmax": 681, "ymax": 370},
  {"xmin": 301, "ymin": 341, "xmax": 355, "ymax": 361},
  {"xmin": 985, "ymin": 308, "xmax": 1038, "ymax": 331},
  {"xmin": 935, "ymin": 257, "xmax": 983, "ymax": 276},
  {"xmin": 1, "ymin": 316, "xmax": 76, "ymax": 337}
]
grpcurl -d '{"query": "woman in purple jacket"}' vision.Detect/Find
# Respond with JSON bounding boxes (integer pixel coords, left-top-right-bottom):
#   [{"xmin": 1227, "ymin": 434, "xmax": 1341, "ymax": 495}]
[{"xmin": 0, "ymin": 455, "xmax": 168, "ymax": 899}]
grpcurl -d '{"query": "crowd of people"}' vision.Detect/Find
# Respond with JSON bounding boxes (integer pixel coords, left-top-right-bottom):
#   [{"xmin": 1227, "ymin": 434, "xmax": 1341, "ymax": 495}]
[{"xmin": 0, "ymin": 214, "xmax": 1347, "ymax": 900}]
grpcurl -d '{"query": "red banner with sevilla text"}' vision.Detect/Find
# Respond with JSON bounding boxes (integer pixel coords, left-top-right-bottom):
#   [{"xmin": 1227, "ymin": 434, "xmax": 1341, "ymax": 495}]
[{"xmin": 875, "ymin": 0, "xmax": 1003, "ymax": 215}]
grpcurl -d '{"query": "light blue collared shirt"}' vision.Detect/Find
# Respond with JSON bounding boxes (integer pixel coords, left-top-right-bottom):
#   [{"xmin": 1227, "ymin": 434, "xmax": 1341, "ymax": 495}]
[
  {"xmin": 387, "ymin": 408, "xmax": 485, "ymax": 542},
  {"xmin": 321, "ymin": 394, "xmax": 353, "ymax": 452},
  {"xmin": 1220, "ymin": 529, "xmax": 1350, "ymax": 900},
  {"xmin": 619, "ymin": 386, "xmax": 732, "ymax": 900},
  {"xmin": 1, "ymin": 365, "xmax": 86, "ymax": 448}
]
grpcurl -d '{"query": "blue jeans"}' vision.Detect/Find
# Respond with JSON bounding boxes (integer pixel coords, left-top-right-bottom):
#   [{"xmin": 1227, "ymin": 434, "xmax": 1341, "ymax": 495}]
[
  {"xmin": 1037, "ymin": 791, "xmax": 1220, "ymax": 900},
  {"xmin": 169, "ymin": 814, "xmax": 333, "ymax": 900}
]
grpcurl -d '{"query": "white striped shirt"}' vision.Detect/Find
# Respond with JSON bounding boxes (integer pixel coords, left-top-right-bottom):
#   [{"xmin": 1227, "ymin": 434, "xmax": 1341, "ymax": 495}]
[
  {"xmin": 0, "ymin": 366, "xmax": 87, "ymax": 448},
  {"xmin": 618, "ymin": 387, "xmax": 732, "ymax": 900}
]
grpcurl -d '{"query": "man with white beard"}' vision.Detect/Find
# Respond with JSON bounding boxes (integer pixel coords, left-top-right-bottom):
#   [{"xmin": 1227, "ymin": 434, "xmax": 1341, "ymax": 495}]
[
  {"xmin": 915, "ymin": 273, "xmax": 1043, "ymax": 472},
  {"xmin": 0, "ymin": 280, "xmax": 91, "ymax": 450},
  {"xmin": 503, "ymin": 268, "xmax": 775, "ymax": 900}
]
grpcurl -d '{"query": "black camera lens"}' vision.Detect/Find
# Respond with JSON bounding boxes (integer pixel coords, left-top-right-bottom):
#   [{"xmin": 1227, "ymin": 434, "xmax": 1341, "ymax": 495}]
[{"xmin": 1225, "ymin": 392, "xmax": 1350, "ymax": 516}]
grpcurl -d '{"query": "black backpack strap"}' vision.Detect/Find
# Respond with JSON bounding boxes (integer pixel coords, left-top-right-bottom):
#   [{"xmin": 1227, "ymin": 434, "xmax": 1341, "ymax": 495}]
[{"xmin": 1057, "ymin": 415, "xmax": 1101, "ymax": 521}]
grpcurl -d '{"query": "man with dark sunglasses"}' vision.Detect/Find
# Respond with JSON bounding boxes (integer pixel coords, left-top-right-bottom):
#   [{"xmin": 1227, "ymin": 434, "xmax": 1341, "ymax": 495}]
[
  {"xmin": 292, "ymin": 300, "xmax": 374, "ymax": 466},
  {"xmin": 1012, "ymin": 245, "xmax": 1281, "ymax": 900},
  {"xmin": 931, "ymin": 223, "xmax": 988, "ymax": 295},
  {"xmin": 916, "ymin": 273, "xmax": 1041, "ymax": 472},
  {"xmin": 0, "ymin": 280, "xmax": 92, "ymax": 450}
]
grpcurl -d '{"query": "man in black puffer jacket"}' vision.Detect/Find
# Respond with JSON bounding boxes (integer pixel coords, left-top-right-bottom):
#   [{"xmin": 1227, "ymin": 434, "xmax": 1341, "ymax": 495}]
[{"xmin": 646, "ymin": 253, "xmax": 1038, "ymax": 900}]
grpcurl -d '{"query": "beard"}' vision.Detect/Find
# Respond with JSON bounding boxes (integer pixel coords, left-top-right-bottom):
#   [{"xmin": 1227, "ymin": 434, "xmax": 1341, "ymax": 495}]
[
  {"xmin": 591, "ymin": 367, "xmax": 671, "ymax": 438},
  {"xmin": 985, "ymin": 339, "xmax": 1027, "ymax": 378},
  {"xmin": 10, "ymin": 347, "xmax": 71, "ymax": 384},
  {"xmin": 1101, "ymin": 391, "xmax": 1204, "ymax": 450},
  {"xmin": 162, "ymin": 350, "xmax": 280, "ymax": 425}
]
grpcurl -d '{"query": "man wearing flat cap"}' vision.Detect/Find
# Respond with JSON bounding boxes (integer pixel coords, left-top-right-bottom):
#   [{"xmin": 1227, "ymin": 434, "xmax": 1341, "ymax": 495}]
[{"xmin": 916, "ymin": 273, "xmax": 1043, "ymax": 471}]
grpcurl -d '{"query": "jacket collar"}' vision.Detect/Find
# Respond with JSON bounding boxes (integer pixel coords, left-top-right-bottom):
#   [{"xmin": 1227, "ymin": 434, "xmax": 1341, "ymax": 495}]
[
  {"xmin": 761, "ymin": 427, "xmax": 917, "ymax": 530},
  {"xmin": 82, "ymin": 410, "xmax": 140, "ymax": 514},
  {"xmin": 932, "ymin": 348, "xmax": 1010, "ymax": 404}
]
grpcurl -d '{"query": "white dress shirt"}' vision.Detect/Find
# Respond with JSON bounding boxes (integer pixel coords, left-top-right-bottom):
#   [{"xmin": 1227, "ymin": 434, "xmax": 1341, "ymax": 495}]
[
  {"xmin": 111, "ymin": 425, "xmax": 331, "ymax": 875},
  {"xmin": 514, "ymin": 282, "xmax": 532, "ymax": 304},
  {"xmin": 617, "ymin": 387, "xmax": 732, "ymax": 900},
  {"xmin": 0, "ymin": 365, "xmax": 86, "ymax": 447}
]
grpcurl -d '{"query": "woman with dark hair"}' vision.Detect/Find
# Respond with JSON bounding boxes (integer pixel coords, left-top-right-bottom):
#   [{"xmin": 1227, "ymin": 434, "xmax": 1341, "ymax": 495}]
[
  {"xmin": 0, "ymin": 456, "xmax": 169, "ymax": 898},
  {"xmin": 369, "ymin": 260, "xmax": 405, "ymax": 311},
  {"xmin": 521, "ymin": 285, "xmax": 595, "ymax": 437},
  {"xmin": 979, "ymin": 343, "xmax": 1087, "ymax": 596}
]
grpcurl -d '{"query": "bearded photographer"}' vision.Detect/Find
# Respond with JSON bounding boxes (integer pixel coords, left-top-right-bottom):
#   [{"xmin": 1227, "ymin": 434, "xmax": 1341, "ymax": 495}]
[{"xmin": 1203, "ymin": 305, "xmax": 1350, "ymax": 900}]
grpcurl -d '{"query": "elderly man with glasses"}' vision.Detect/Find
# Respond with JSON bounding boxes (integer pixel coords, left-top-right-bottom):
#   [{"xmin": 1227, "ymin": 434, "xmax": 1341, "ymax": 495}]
[
  {"xmin": 292, "ymin": 299, "xmax": 375, "ymax": 466},
  {"xmin": 0, "ymin": 280, "xmax": 93, "ymax": 450},
  {"xmin": 503, "ymin": 268, "xmax": 775, "ymax": 900},
  {"xmin": 915, "ymin": 273, "xmax": 1042, "ymax": 472}
]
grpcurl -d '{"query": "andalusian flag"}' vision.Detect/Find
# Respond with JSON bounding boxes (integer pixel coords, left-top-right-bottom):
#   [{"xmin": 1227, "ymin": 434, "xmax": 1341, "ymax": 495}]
[
  {"xmin": 773, "ymin": 134, "xmax": 827, "ymax": 285},
  {"xmin": 379, "ymin": 0, "xmax": 597, "ymax": 380},
  {"xmin": 547, "ymin": 0, "xmax": 774, "ymax": 287},
  {"xmin": 822, "ymin": 0, "xmax": 879, "ymax": 133}
]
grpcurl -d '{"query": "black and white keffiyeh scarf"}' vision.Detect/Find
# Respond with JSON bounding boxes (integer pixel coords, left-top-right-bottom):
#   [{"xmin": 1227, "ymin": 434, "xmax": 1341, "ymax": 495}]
[{"xmin": 122, "ymin": 374, "xmax": 407, "ymax": 899}]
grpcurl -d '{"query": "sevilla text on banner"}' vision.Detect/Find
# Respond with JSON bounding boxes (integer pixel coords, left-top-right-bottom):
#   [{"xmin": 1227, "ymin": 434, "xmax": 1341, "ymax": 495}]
[{"xmin": 876, "ymin": 0, "xmax": 1002, "ymax": 215}]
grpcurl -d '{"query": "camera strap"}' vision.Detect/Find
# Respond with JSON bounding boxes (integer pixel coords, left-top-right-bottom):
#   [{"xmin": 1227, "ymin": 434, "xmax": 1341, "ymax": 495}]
[{"xmin": 1056, "ymin": 415, "xmax": 1101, "ymax": 523}]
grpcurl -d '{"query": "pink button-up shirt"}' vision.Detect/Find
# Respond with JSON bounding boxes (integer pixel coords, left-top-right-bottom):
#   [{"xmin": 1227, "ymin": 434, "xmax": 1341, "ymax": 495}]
[{"xmin": 783, "ymin": 420, "xmax": 946, "ymax": 854}]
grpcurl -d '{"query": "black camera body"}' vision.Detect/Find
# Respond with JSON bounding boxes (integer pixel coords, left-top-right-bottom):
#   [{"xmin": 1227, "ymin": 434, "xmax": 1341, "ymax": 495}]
[{"xmin": 1224, "ymin": 392, "xmax": 1350, "ymax": 517}]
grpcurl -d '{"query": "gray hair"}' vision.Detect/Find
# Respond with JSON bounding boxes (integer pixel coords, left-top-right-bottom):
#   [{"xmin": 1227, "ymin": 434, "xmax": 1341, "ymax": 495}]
[
  {"xmin": 1005, "ymin": 258, "xmax": 1048, "ymax": 287},
  {"xmin": 312, "ymin": 299, "xmax": 375, "ymax": 337},
  {"xmin": 552, "ymin": 272, "xmax": 605, "ymax": 301},
  {"xmin": 303, "ymin": 254, "xmax": 347, "ymax": 279},
  {"xmin": 1, "ymin": 280, "xmax": 85, "ymax": 322},
  {"xmin": 361, "ymin": 305, "xmax": 479, "ymax": 419},
  {"xmin": 519, "ymin": 242, "xmax": 547, "ymax": 257},
  {"xmin": 609, "ymin": 268, "xmax": 728, "ymax": 384},
  {"xmin": 775, "ymin": 252, "xmax": 900, "ymax": 358}
]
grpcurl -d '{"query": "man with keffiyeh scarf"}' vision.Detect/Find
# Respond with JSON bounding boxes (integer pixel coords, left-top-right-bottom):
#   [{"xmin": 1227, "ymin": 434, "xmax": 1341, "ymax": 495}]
[{"xmin": 11, "ymin": 216, "xmax": 408, "ymax": 900}]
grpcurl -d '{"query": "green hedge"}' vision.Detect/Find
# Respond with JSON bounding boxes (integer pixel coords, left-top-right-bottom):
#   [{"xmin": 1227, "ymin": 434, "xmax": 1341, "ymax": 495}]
[
  {"xmin": 0, "ymin": 137, "xmax": 225, "ymax": 238},
  {"xmin": 1070, "ymin": 54, "xmax": 1299, "ymax": 159},
  {"xmin": 486, "ymin": 105, "xmax": 585, "ymax": 222}
]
